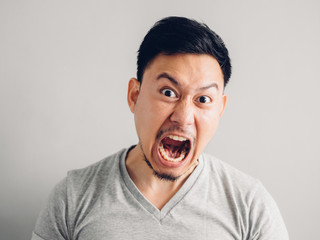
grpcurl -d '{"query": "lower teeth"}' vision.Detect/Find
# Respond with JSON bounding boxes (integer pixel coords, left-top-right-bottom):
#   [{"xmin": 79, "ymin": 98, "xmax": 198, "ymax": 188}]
[{"xmin": 159, "ymin": 142, "xmax": 186, "ymax": 162}]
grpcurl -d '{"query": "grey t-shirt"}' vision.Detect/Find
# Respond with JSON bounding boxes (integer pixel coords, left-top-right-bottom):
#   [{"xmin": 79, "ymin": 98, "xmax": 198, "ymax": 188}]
[{"xmin": 32, "ymin": 148, "xmax": 289, "ymax": 240}]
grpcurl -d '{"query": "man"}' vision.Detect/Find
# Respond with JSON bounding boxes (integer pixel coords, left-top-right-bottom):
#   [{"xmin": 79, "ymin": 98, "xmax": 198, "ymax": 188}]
[{"xmin": 32, "ymin": 16, "xmax": 289, "ymax": 239}]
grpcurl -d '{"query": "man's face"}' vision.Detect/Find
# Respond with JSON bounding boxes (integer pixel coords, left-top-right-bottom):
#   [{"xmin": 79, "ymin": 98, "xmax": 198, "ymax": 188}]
[{"xmin": 128, "ymin": 54, "xmax": 226, "ymax": 180}]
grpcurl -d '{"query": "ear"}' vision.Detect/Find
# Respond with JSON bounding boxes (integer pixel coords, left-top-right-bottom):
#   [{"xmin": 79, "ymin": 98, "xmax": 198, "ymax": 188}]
[
  {"xmin": 219, "ymin": 94, "xmax": 227, "ymax": 117},
  {"xmin": 127, "ymin": 78, "xmax": 140, "ymax": 113}
]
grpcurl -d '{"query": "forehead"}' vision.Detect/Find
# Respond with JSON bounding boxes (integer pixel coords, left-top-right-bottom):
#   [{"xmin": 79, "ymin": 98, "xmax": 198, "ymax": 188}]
[{"xmin": 142, "ymin": 54, "xmax": 224, "ymax": 89}]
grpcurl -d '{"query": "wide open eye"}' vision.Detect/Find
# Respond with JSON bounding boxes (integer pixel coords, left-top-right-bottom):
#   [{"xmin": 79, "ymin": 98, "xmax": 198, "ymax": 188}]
[
  {"xmin": 197, "ymin": 95, "xmax": 211, "ymax": 104},
  {"xmin": 161, "ymin": 88, "xmax": 177, "ymax": 98}
]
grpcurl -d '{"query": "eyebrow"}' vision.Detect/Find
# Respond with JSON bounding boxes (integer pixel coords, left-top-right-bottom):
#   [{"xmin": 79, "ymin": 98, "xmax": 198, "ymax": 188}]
[
  {"xmin": 157, "ymin": 73, "xmax": 179, "ymax": 85},
  {"xmin": 156, "ymin": 72, "xmax": 219, "ymax": 91},
  {"xmin": 199, "ymin": 83, "xmax": 219, "ymax": 91}
]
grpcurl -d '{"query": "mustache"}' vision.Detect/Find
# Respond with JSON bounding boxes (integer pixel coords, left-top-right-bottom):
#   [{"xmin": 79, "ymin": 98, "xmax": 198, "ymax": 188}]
[{"xmin": 156, "ymin": 125, "xmax": 196, "ymax": 144}]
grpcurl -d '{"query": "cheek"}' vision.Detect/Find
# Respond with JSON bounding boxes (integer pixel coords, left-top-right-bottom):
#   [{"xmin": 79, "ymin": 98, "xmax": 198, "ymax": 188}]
[
  {"xmin": 197, "ymin": 110, "xmax": 221, "ymax": 142},
  {"xmin": 134, "ymin": 97, "xmax": 170, "ymax": 142}
]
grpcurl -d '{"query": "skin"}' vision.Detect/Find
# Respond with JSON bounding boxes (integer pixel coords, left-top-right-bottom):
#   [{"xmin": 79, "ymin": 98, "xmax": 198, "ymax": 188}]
[{"xmin": 126, "ymin": 53, "xmax": 227, "ymax": 209}]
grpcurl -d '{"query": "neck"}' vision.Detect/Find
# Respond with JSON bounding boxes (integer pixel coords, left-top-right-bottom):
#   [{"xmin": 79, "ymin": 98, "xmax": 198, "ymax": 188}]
[{"xmin": 125, "ymin": 145, "xmax": 197, "ymax": 209}]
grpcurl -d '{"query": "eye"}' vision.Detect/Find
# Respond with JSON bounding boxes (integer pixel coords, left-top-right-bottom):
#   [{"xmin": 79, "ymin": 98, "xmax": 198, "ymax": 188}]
[
  {"xmin": 197, "ymin": 95, "xmax": 211, "ymax": 104},
  {"xmin": 161, "ymin": 88, "xmax": 177, "ymax": 98}
]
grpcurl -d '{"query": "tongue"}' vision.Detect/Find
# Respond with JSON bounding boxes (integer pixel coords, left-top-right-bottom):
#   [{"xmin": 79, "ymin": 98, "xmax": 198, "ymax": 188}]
[{"xmin": 162, "ymin": 137, "xmax": 185, "ymax": 157}]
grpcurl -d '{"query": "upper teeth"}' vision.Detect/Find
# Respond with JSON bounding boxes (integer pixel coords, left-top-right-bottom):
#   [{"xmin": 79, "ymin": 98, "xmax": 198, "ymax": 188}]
[{"xmin": 167, "ymin": 135, "xmax": 187, "ymax": 141}]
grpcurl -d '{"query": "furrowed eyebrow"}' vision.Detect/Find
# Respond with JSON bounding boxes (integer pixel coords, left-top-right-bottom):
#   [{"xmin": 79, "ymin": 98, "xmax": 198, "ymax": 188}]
[
  {"xmin": 156, "ymin": 73, "xmax": 179, "ymax": 86},
  {"xmin": 198, "ymin": 83, "xmax": 219, "ymax": 91},
  {"xmin": 156, "ymin": 72, "xmax": 219, "ymax": 91}
]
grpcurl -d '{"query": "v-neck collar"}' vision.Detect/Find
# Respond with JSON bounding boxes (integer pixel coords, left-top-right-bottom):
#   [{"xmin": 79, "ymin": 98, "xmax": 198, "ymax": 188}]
[{"xmin": 119, "ymin": 147, "xmax": 204, "ymax": 221}]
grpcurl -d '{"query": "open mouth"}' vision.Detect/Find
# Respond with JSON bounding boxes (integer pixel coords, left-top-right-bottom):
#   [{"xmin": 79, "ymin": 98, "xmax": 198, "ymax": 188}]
[{"xmin": 158, "ymin": 135, "xmax": 191, "ymax": 162}]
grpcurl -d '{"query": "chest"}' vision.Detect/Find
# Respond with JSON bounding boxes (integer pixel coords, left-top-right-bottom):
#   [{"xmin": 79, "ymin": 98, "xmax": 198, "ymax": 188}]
[{"xmin": 71, "ymin": 196, "xmax": 245, "ymax": 240}]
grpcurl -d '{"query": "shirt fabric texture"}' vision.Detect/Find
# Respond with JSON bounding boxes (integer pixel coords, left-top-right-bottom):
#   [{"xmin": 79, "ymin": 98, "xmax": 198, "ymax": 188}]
[{"xmin": 32, "ymin": 147, "xmax": 289, "ymax": 240}]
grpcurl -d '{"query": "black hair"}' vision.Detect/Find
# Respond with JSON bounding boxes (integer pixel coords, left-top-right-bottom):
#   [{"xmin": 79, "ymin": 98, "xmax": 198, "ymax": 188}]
[{"xmin": 137, "ymin": 16, "xmax": 232, "ymax": 87}]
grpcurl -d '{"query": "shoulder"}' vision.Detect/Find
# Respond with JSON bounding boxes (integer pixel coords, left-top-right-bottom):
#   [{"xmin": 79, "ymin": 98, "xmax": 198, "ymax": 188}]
[
  {"xmin": 201, "ymin": 152, "xmax": 260, "ymax": 191},
  {"xmin": 200, "ymin": 152, "xmax": 267, "ymax": 211},
  {"xmin": 62, "ymin": 148, "xmax": 129, "ymax": 202},
  {"xmin": 67, "ymin": 148, "xmax": 126, "ymax": 185},
  {"xmin": 201, "ymin": 153, "xmax": 281, "ymax": 209},
  {"xmin": 46, "ymin": 148, "xmax": 127, "ymax": 203},
  {"xmin": 33, "ymin": 148, "xmax": 129, "ymax": 239},
  {"xmin": 200, "ymin": 153, "xmax": 289, "ymax": 239}
]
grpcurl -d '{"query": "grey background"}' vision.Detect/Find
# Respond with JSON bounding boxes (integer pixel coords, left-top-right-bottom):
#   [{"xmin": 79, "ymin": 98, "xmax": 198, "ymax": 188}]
[{"xmin": 1, "ymin": 0, "xmax": 319, "ymax": 239}]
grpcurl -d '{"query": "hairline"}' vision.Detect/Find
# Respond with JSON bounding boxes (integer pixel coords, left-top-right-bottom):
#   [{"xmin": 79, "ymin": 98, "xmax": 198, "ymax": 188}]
[{"xmin": 139, "ymin": 52, "xmax": 225, "ymax": 86}]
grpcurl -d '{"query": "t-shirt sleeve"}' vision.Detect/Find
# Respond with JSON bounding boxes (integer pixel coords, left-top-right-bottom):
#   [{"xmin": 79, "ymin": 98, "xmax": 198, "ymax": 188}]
[
  {"xmin": 31, "ymin": 178, "xmax": 71, "ymax": 240},
  {"xmin": 248, "ymin": 182, "xmax": 289, "ymax": 240}
]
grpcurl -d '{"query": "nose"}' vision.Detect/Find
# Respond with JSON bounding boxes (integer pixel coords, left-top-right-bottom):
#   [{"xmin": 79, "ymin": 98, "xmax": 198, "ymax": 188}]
[{"xmin": 169, "ymin": 98, "xmax": 195, "ymax": 126}]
